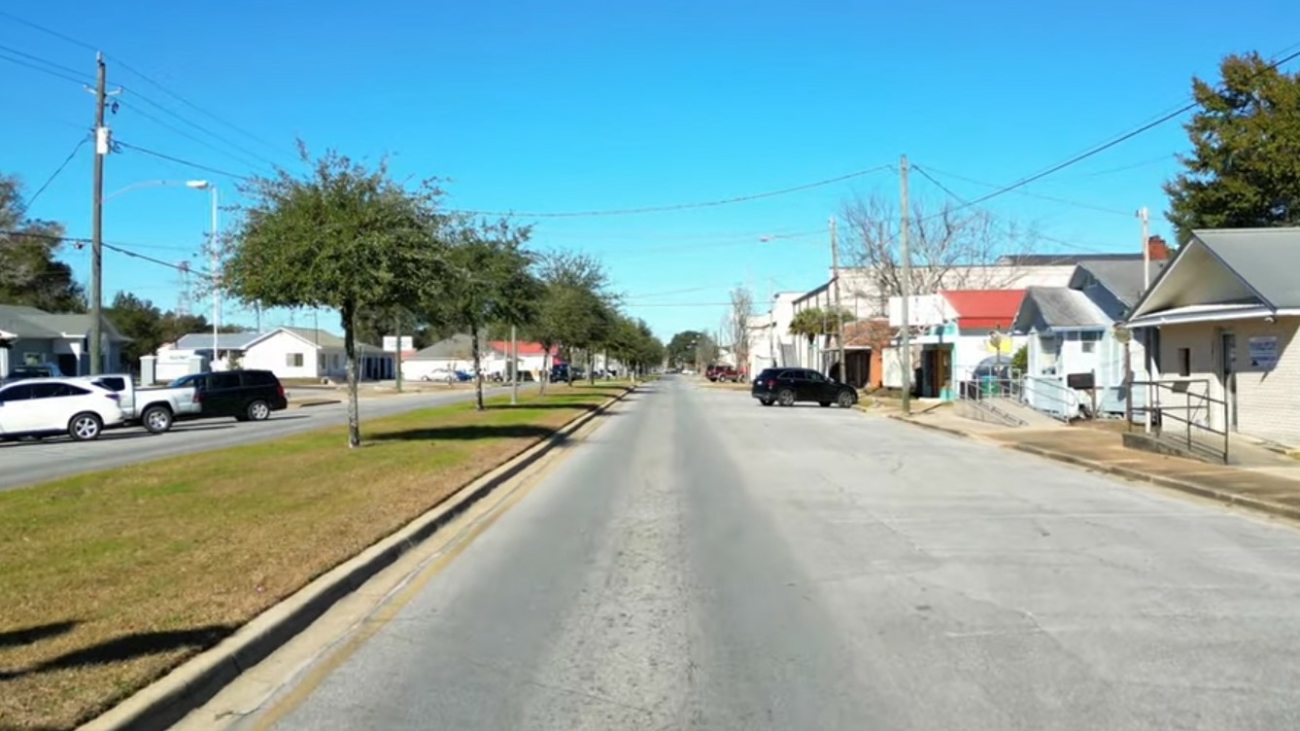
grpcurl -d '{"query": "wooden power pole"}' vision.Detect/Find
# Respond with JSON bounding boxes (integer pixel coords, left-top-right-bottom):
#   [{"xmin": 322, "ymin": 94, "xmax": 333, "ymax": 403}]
[{"xmin": 899, "ymin": 154, "xmax": 912, "ymax": 416}]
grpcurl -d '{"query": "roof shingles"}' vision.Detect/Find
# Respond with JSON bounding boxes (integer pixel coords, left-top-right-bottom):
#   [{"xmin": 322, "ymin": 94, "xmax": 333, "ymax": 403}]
[{"xmin": 941, "ymin": 290, "xmax": 1025, "ymax": 329}]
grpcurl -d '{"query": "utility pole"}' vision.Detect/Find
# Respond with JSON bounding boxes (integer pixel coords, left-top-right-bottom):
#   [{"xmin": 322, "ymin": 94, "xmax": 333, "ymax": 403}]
[
  {"xmin": 510, "ymin": 324, "xmax": 519, "ymax": 405},
  {"xmin": 394, "ymin": 313, "xmax": 404, "ymax": 392},
  {"xmin": 88, "ymin": 53, "xmax": 108, "ymax": 376},
  {"xmin": 899, "ymin": 154, "xmax": 913, "ymax": 416},
  {"xmin": 1139, "ymin": 206, "xmax": 1151, "ymax": 289},
  {"xmin": 208, "ymin": 186, "xmax": 220, "ymax": 370},
  {"xmin": 831, "ymin": 215, "xmax": 846, "ymax": 384}
]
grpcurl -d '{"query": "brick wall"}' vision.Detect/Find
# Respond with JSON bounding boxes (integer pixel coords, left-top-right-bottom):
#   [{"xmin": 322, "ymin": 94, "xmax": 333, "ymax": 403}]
[{"xmin": 1159, "ymin": 318, "xmax": 1300, "ymax": 444}]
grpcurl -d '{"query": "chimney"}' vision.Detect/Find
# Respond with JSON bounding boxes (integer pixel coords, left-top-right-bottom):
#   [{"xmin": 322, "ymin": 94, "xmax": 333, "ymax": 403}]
[{"xmin": 1146, "ymin": 235, "xmax": 1170, "ymax": 261}]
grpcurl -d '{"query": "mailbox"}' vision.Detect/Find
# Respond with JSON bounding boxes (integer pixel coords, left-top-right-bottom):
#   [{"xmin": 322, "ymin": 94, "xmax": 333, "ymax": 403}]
[{"xmin": 1067, "ymin": 372, "xmax": 1095, "ymax": 390}]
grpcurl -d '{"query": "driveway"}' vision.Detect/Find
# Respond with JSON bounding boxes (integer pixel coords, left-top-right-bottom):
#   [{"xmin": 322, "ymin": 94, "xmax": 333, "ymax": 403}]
[{"xmin": 214, "ymin": 376, "xmax": 1300, "ymax": 730}]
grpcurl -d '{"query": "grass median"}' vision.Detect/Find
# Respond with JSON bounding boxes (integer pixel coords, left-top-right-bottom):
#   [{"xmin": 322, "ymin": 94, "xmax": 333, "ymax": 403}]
[{"xmin": 0, "ymin": 385, "xmax": 627, "ymax": 731}]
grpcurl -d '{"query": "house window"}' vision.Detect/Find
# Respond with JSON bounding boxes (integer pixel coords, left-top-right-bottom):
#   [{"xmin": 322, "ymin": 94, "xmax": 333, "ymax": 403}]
[
  {"xmin": 286, "ymin": 353, "xmax": 304, "ymax": 367},
  {"xmin": 1081, "ymin": 331, "xmax": 1102, "ymax": 353},
  {"xmin": 1177, "ymin": 347, "xmax": 1191, "ymax": 377}
]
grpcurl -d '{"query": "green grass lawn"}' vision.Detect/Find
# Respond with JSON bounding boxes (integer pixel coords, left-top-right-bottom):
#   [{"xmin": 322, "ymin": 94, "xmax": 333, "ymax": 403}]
[{"xmin": 0, "ymin": 387, "xmax": 625, "ymax": 731}]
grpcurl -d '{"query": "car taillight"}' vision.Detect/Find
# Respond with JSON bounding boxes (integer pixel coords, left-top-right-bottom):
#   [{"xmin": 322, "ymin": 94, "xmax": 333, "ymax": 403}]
[
  {"xmin": 765, "ymin": 379, "xmax": 775, "ymax": 388},
  {"xmin": 277, "ymin": 383, "xmax": 285, "ymax": 399},
  {"xmin": 105, "ymin": 393, "xmax": 120, "ymax": 401},
  {"xmin": 193, "ymin": 391, "xmax": 202, "ymax": 403}
]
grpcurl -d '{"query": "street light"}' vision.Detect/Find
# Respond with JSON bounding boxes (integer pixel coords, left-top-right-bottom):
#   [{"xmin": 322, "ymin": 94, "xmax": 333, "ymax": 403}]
[
  {"xmin": 90, "ymin": 179, "xmax": 214, "ymax": 375},
  {"xmin": 182, "ymin": 181, "xmax": 221, "ymax": 370}
]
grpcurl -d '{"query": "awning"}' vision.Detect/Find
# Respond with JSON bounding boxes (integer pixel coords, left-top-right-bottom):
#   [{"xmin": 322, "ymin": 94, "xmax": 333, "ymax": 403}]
[{"xmin": 1127, "ymin": 304, "xmax": 1300, "ymax": 328}]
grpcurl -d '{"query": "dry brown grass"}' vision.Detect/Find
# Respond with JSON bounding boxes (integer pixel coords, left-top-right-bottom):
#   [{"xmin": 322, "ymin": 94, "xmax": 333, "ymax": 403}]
[{"xmin": 0, "ymin": 387, "xmax": 621, "ymax": 731}]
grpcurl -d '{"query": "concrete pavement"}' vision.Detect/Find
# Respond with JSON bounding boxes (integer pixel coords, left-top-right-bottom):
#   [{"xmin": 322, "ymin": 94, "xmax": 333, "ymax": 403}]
[
  {"xmin": 0, "ymin": 384, "xmax": 526, "ymax": 491},
  {"xmin": 203, "ymin": 377, "xmax": 1300, "ymax": 730}
]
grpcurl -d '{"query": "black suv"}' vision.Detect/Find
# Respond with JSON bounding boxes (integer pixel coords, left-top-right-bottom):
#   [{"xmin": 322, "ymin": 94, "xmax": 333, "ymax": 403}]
[
  {"xmin": 3, "ymin": 363, "xmax": 65, "ymax": 385},
  {"xmin": 751, "ymin": 367, "xmax": 857, "ymax": 408},
  {"xmin": 169, "ymin": 370, "xmax": 288, "ymax": 422}
]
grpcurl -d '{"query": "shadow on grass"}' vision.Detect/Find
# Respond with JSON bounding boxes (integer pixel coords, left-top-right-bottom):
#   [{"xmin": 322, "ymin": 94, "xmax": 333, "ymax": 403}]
[
  {"xmin": 483, "ymin": 403, "xmax": 602, "ymax": 412},
  {"xmin": 0, "ymin": 624, "xmax": 236, "ymax": 680},
  {"xmin": 0, "ymin": 620, "xmax": 80, "ymax": 649},
  {"xmin": 371, "ymin": 424, "xmax": 559, "ymax": 442}
]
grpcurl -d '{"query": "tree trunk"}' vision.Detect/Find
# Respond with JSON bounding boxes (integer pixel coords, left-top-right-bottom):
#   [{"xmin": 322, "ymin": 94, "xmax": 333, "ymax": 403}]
[
  {"xmin": 471, "ymin": 322, "xmax": 484, "ymax": 411},
  {"xmin": 343, "ymin": 304, "xmax": 361, "ymax": 448},
  {"xmin": 539, "ymin": 344, "xmax": 549, "ymax": 396},
  {"xmin": 587, "ymin": 349, "xmax": 595, "ymax": 385}
]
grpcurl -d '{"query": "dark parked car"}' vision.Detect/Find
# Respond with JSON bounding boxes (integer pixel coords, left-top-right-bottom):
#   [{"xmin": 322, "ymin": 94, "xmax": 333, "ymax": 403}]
[
  {"xmin": 3, "ymin": 363, "xmax": 66, "ymax": 385},
  {"xmin": 168, "ymin": 369, "xmax": 288, "ymax": 422},
  {"xmin": 751, "ymin": 367, "xmax": 857, "ymax": 408}
]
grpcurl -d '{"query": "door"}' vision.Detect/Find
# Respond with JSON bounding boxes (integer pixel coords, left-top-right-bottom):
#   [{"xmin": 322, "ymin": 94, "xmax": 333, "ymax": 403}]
[
  {"xmin": 207, "ymin": 372, "xmax": 245, "ymax": 416},
  {"xmin": 0, "ymin": 383, "xmax": 41, "ymax": 433},
  {"xmin": 92, "ymin": 376, "xmax": 133, "ymax": 416},
  {"xmin": 1220, "ymin": 332, "xmax": 1238, "ymax": 431}
]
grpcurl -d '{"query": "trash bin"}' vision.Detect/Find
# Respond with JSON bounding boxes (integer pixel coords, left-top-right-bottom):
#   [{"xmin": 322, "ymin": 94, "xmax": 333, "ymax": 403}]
[{"xmin": 980, "ymin": 375, "xmax": 996, "ymax": 396}]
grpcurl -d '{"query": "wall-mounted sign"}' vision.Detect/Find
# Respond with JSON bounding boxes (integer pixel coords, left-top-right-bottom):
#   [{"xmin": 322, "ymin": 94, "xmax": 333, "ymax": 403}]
[{"xmin": 1249, "ymin": 336, "xmax": 1278, "ymax": 370}]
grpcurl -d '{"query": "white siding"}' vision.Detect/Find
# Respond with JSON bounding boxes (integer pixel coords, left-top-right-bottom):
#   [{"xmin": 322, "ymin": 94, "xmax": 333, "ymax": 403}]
[
  {"xmin": 1157, "ymin": 318, "xmax": 1300, "ymax": 443},
  {"xmin": 242, "ymin": 331, "xmax": 322, "ymax": 379}
]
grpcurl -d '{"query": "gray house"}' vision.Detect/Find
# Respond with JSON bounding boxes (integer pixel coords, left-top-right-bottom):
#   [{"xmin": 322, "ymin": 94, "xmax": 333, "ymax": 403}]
[
  {"xmin": 0, "ymin": 305, "xmax": 129, "ymax": 376},
  {"xmin": 1011, "ymin": 258, "xmax": 1166, "ymax": 418}
]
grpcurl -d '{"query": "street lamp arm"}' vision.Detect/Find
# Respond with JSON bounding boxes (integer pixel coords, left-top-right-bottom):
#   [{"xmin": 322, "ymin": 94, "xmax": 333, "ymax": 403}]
[{"xmin": 104, "ymin": 179, "xmax": 210, "ymax": 202}]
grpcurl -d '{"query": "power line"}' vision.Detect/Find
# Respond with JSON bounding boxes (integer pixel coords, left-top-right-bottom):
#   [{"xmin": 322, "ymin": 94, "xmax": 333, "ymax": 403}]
[
  {"xmin": 111, "ymin": 58, "xmax": 286, "ymax": 157},
  {"xmin": 905, "ymin": 166, "xmax": 1116, "ymax": 255},
  {"xmin": 0, "ymin": 9, "xmax": 97, "ymax": 51},
  {"xmin": 0, "ymin": 230, "xmax": 210, "ymax": 275},
  {"xmin": 0, "ymin": 9, "xmax": 287, "ymax": 159},
  {"xmin": 0, "ymin": 49, "xmax": 86, "ymax": 85},
  {"xmin": 918, "ymin": 45, "xmax": 1300, "ymax": 220},
  {"xmin": 21, "ymin": 136, "xmax": 89, "ymax": 212},
  {"xmin": 913, "ymin": 164, "xmax": 1133, "ymax": 217},
  {"xmin": 116, "ymin": 99, "xmax": 269, "ymax": 171},
  {"xmin": 456, "ymin": 165, "xmax": 892, "ymax": 218},
  {"xmin": 118, "ymin": 89, "xmax": 282, "ymax": 169},
  {"xmin": 0, "ymin": 42, "xmax": 86, "ymax": 79},
  {"xmin": 115, "ymin": 141, "xmax": 252, "ymax": 180}
]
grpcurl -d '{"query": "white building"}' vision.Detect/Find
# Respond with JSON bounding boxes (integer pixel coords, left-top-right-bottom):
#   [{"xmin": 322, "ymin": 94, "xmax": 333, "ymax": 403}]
[{"xmin": 151, "ymin": 327, "xmax": 393, "ymax": 382}]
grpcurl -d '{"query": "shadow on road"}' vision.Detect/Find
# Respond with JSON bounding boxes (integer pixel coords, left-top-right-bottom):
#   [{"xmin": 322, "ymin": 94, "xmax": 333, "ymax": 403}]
[
  {"xmin": 0, "ymin": 620, "xmax": 80, "ymax": 649},
  {"xmin": 0, "ymin": 624, "xmax": 236, "ymax": 680}
]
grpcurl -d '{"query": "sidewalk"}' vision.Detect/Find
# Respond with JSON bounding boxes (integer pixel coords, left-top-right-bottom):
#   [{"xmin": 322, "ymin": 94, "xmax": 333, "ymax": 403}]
[{"xmin": 885, "ymin": 407, "xmax": 1300, "ymax": 523}]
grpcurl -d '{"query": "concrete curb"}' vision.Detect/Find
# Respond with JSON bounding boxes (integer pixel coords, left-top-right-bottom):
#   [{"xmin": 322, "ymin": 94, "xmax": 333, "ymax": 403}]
[
  {"xmin": 289, "ymin": 399, "xmax": 342, "ymax": 409},
  {"xmin": 886, "ymin": 414, "xmax": 974, "ymax": 440},
  {"xmin": 1004, "ymin": 442, "xmax": 1300, "ymax": 523},
  {"xmin": 887, "ymin": 414, "xmax": 1300, "ymax": 524},
  {"xmin": 79, "ymin": 386, "xmax": 637, "ymax": 731}
]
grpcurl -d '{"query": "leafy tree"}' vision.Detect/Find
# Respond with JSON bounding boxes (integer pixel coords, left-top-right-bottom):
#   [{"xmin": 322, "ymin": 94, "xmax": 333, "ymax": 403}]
[
  {"xmin": 0, "ymin": 174, "xmax": 85, "ymax": 312},
  {"xmin": 223, "ymin": 145, "xmax": 448, "ymax": 448},
  {"xmin": 1166, "ymin": 52, "xmax": 1300, "ymax": 243},
  {"xmin": 434, "ymin": 219, "xmax": 540, "ymax": 409},
  {"xmin": 666, "ymin": 330, "xmax": 707, "ymax": 367},
  {"xmin": 1010, "ymin": 344, "xmax": 1028, "ymax": 373},
  {"xmin": 529, "ymin": 250, "xmax": 613, "ymax": 392},
  {"xmin": 107, "ymin": 292, "xmax": 163, "ymax": 369}
]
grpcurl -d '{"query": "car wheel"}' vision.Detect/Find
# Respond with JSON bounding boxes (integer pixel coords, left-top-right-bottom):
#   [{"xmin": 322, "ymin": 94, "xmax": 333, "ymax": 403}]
[
  {"xmin": 68, "ymin": 412, "xmax": 103, "ymax": 441},
  {"xmin": 819, "ymin": 402, "xmax": 831, "ymax": 408},
  {"xmin": 142, "ymin": 405, "xmax": 174, "ymax": 434},
  {"xmin": 777, "ymin": 389, "xmax": 795, "ymax": 407},
  {"xmin": 246, "ymin": 400, "xmax": 272, "ymax": 421},
  {"xmin": 837, "ymin": 391, "xmax": 856, "ymax": 408}
]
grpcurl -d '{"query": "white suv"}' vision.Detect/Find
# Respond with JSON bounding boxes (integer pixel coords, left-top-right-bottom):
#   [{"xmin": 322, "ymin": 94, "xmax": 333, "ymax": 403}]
[{"xmin": 0, "ymin": 378, "xmax": 126, "ymax": 442}]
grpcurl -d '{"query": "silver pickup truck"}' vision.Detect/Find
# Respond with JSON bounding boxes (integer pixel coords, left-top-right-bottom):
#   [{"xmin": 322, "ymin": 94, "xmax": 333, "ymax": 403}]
[{"xmin": 74, "ymin": 374, "xmax": 201, "ymax": 434}]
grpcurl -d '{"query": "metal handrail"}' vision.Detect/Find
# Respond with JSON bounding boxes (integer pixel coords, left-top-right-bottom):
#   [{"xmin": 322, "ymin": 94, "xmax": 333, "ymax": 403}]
[
  {"xmin": 1021, "ymin": 375, "xmax": 1079, "ymax": 423},
  {"xmin": 1128, "ymin": 379, "xmax": 1229, "ymax": 464}
]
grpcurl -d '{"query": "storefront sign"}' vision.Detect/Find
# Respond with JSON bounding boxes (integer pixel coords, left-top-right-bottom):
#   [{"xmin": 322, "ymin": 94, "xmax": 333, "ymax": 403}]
[{"xmin": 1248, "ymin": 336, "xmax": 1278, "ymax": 370}]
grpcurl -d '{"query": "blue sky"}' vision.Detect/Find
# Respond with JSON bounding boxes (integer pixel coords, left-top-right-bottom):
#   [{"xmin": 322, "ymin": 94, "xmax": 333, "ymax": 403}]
[{"xmin": 4, "ymin": 0, "xmax": 1300, "ymax": 341}]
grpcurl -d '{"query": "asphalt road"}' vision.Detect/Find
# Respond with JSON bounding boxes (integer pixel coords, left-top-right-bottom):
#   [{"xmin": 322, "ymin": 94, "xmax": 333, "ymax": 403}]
[
  {"xmin": 243, "ymin": 377, "xmax": 1300, "ymax": 730},
  {"xmin": 0, "ymin": 385, "xmax": 524, "ymax": 491}
]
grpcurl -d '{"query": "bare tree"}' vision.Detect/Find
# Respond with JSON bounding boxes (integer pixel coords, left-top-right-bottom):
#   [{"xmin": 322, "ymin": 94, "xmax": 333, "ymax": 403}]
[
  {"xmin": 728, "ymin": 286, "xmax": 754, "ymax": 375},
  {"xmin": 839, "ymin": 193, "xmax": 1039, "ymax": 316}
]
